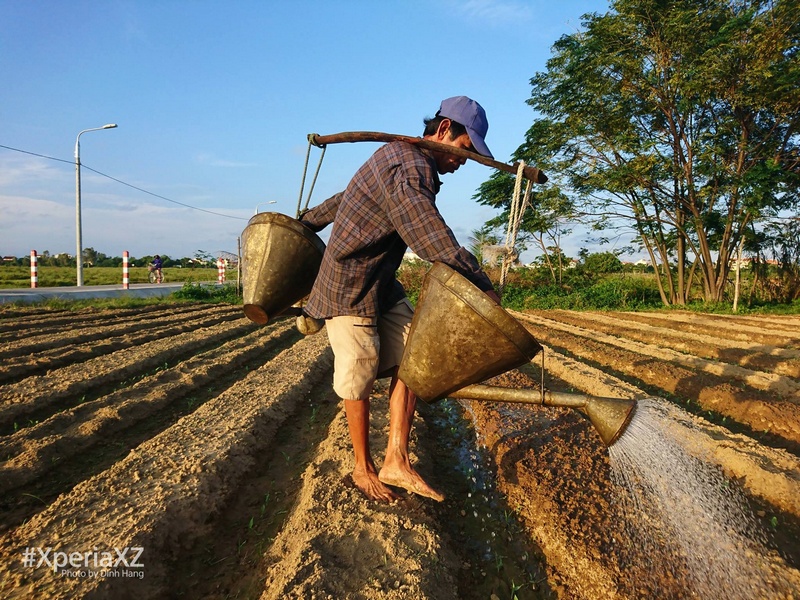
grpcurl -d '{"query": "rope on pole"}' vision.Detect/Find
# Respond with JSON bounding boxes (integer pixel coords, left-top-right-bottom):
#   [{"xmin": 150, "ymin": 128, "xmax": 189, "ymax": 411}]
[
  {"xmin": 295, "ymin": 139, "xmax": 328, "ymax": 219},
  {"xmin": 499, "ymin": 161, "xmax": 533, "ymax": 295},
  {"xmin": 295, "ymin": 141, "xmax": 313, "ymax": 219}
]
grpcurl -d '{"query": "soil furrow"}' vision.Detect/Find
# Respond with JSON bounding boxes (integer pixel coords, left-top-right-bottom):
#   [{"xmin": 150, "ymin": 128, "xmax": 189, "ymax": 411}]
[
  {"xmin": 679, "ymin": 313, "xmax": 800, "ymax": 328},
  {"xmin": 0, "ymin": 303, "xmax": 211, "ymax": 338},
  {"xmin": 534, "ymin": 309, "xmax": 800, "ymax": 378},
  {"xmin": 517, "ymin": 312, "xmax": 800, "ymax": 399},
  {"xmin": 1, "ymin": 304, "xmax": 797, "ymax": 599},
  {"xmin": 171, "ymin": 376, "xmax": 344, "ymax": 599},
  {"xmin": 615, "ymin": 311, "xmax": 800, "ymax": 347},
  {"xmin": 0, "ymin": 316, "xmax": 259, "ymax": 433},
  {"xmin": 0, "ymin": 304, "xmax": 240, "ymax": 361},
  {"xmin": 0, "ymin": 332, "xmax": 333, "ymax": 599},
  {"xmin": 257, "ymin": 382, "xmax": 463, "ymax": 600},
  {"xmin": 0, "ymin": 320, "xmax": 299, "ymax": 495},
  {"xmin": 0, "ymin": 306, "xmax": 244, "ymax": 384},
  {"xmin": 0, "ymin": 308, "xmax": 72, "ymax": 329},
  {"xmin": 637, "ymin": 311, "xmax": 800, "ymax": 336},
  {"xmin": 464, "ymin": 356, "xmax": 800, "ymax": 598},
  {"xmin": 0, "ymin": 322, "xmax": 303, "ymax": 534},
  {"xmin": 519, "ymin": 344, "xmax": 800, "ymax": 519}
]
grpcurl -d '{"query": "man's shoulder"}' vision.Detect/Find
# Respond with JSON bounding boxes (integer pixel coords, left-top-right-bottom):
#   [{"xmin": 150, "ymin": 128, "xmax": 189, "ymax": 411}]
[
  {"xmin": 367, "ymin": 142, "xmax": 436, "ymax": 182},
  {"xmin": 374, "ymin": 140, "xmax": 431, "ymax": 164}
]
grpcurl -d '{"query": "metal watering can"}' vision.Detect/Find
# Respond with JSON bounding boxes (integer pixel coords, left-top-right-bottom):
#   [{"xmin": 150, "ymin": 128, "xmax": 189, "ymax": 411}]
[
  {"xmin": 241, "ymin": 212, "xmax": 326, "ymax": 326},
  {"xmin": 397, "ymin": 262, "xmax": 636, "ymax": 446}
]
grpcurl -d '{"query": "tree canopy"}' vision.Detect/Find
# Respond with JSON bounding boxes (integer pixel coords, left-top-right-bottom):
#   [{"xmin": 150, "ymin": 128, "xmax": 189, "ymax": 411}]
[{"xmin": 477, "ymin": 0, "xmax": 799, "ymax": 304}]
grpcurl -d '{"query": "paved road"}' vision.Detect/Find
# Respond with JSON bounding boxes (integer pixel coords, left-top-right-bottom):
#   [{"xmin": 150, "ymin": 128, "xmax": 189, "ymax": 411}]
[{"xmin": 0, "ymin": 282, "xmax": 189, "ymax": 304}]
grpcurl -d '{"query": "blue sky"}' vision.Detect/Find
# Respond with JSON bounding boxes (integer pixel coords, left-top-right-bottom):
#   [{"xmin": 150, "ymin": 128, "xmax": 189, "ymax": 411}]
[{"xmin": 1, "ymin": 0, "xmax": 610, "ymax": 262}]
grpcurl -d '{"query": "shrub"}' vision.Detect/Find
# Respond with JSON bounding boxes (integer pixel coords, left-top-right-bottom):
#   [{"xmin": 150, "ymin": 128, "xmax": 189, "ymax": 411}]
[
  {"xmin": 396, "ymin": 260, "xmax": 431, "ymax": 306},
  {"xmin": 173, "ymin": 283, "xmax": 241, "ymax": 304}
]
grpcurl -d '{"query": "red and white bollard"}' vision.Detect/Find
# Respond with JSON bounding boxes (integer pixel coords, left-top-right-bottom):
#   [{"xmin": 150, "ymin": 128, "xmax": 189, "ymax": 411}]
[
  {"xmin": 122, "ymin": 251, "xmax": 129, "ymax": 289},
  {"xmin": 30, "ymin": 250, "xmax": 38, "ymax": 288},
  {"xmin": 217, "ymin": 258, "xmax": 226, "ymax": 283}
]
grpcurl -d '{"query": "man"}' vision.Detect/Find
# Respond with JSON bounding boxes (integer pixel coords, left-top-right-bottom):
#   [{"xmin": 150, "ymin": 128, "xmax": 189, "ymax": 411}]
[
  {"xmin": 150, "ymin": 255, "xmax": 163, "ymax": 283},
  {"xmin": 301, "ymin": 96, "xmax": 500, "ymax": 503}
]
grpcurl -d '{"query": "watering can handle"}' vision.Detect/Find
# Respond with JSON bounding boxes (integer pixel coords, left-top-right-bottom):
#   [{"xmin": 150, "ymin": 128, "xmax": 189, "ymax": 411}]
[{"xmin": 308, "ymin": 132, "xmax": 548, "ymax": 185}]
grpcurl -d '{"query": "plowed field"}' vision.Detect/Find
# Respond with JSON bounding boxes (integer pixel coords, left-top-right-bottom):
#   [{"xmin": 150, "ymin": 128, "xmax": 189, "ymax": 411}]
[{"xmin": 0, "ymin": 303, "xmax": 798, "ymax": 599}]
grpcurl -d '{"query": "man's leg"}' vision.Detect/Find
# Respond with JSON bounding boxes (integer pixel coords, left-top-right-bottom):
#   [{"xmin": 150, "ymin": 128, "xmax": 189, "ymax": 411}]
[
  {"xmin": 326, "ymin": 315, "xmax": 400, "ymax": 503},
  {"xmin": 344, "ymin": 398, "xmax": 401, "ymax": 503},
  {"xmin": 378, "ymin": 370, "xmax": 444, "ymax": 502}
]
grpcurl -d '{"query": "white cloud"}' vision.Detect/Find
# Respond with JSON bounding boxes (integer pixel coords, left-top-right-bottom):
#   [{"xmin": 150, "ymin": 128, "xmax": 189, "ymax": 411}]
[
  {"xmin": 452, "ymin": 0, "xmax": 533, "ymax": 25},
  {"xmin": 0, "ymin": 152, "xmax": 256, "ymax": 259},
  {"xmin": 0, "ymin": 154, "xmax": 66, "ymax": 188},
  {"xmin": 0, "ymin": 194, "xmax": 251, "ymax": 260}
]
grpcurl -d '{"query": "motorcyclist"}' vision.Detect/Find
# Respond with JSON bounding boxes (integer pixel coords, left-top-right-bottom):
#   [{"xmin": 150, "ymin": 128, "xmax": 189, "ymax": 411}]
[{"xmin": 150, "ymin": 255, "xmax": 163, "ymax": 283}]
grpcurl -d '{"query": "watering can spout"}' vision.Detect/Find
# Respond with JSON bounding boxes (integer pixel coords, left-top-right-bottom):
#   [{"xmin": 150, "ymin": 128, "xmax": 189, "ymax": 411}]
[
  {"xmin": 448, "ymin": 385, "xmax": 636, "ymax": 447},
  {"xmin": 578, "ymin": 394, "xmax": 637, "ymax": 446}
]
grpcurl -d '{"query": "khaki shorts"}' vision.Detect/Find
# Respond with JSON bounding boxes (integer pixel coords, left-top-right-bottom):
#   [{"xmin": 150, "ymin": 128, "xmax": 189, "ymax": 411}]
[{"xmin": 325, "ymin": 299, "xmax": 414, "ymax": 401}]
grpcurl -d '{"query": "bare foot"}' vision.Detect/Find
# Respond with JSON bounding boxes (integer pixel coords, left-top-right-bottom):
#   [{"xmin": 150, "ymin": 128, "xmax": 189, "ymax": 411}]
[
  {"xmin": 350, "ymin": 469, "xmax": 401, "ymax": 503},
  {"xmin": 378, "ymin": 467, "xmax": 445, "ymax": 502}
]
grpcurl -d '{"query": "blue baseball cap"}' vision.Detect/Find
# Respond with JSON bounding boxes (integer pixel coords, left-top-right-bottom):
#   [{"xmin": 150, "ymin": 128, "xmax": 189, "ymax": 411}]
[{"xmin": 437, "ymin": 96, "xmax": 493, "ymax": 159}]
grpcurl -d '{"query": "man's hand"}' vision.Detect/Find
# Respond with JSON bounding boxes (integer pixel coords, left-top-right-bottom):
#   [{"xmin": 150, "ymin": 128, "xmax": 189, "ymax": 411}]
[
  {"xmin": 486, "ymin": 289, "xmax": 501, "ymax": 304},
  {"xmin": 296, "ymin": 313, "xmax": 324, "ymax": 335}
]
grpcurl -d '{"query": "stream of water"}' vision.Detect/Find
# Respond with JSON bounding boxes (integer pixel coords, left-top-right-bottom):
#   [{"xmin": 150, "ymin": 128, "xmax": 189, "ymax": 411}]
[{"xmin": 609, "ymin": 398, "xmax": 792, "ymax": 599}]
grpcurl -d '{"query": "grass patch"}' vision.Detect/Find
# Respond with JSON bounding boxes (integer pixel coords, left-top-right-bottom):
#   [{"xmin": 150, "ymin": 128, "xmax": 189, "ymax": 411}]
[
  {"xmin": 0, "ymin": 283, "xmax": 242, "ymax": 313},
  {"xmin": 397, "ymin": 261, "xmax": 800, "ymax": 315},
  {"xmin": 0, "ymin": 266, "xmax": 218, "ymax": 288}
]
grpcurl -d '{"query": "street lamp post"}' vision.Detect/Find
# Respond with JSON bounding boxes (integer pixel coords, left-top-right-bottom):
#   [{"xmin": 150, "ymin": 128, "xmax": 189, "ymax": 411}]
[
  {"xmin": 75, "ymin": 123, "xmax": 117, "ymax": 286},
  {"xmin": 254, "ymin": 200, "xmax": 277, "ymax": 215}
]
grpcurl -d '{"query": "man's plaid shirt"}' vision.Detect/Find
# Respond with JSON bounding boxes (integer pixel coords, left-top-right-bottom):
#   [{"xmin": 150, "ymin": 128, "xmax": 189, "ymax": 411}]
[{"xmin": 301, "ymin": 141, "xmax": 493, "ymax": 319}]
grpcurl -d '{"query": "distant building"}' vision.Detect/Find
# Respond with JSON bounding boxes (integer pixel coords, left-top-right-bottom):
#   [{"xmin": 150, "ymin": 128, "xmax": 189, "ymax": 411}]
[{"xmin": 729, "ymin": 257, "xmax": 781, "ymax": 270}]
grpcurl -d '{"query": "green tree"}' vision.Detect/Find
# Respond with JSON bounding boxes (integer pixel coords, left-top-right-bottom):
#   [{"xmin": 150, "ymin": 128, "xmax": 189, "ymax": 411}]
[
  {"xmin": 467, "ymin": 227, "xmax": 501, "ymax": 267},
  {"xmin": 194, "ymin": 250, "xmax": 214, "ymax": 266},
  {"xmin": 509, "ymin": 0, "xmax": 799, "ymax": 305},
  {"xmin": 83, "ymin": 247, "xmax": 99, "ymax": 268},
  {"xmin": 761, "ymin": 218, "xmax": 800, "ymax": 301},
  {"xmin": 583, "ymin": 251, "xmax": 623, "ymax": 274}
]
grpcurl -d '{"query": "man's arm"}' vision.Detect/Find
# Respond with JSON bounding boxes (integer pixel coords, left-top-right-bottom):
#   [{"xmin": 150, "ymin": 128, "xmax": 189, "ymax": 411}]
[
  {"xmin": 386, "ymin": 177, "xmax": 494, "ymax": 294},
  {"xmin": 299, "ymin": 192, "xmax": 343, "ymax": 232}
]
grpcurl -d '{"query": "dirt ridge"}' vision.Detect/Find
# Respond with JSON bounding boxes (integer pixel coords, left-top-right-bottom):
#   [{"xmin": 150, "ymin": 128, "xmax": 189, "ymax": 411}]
[{"xmin": 1, "ymin": 304, "xmax": 798, "ymax": 599}]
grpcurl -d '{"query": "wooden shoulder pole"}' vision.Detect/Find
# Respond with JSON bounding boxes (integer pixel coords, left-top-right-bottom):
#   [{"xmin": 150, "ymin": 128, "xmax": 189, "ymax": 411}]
[{"xmin": 308, "ymin": 132, "xmax": 547, "ymax": 184}]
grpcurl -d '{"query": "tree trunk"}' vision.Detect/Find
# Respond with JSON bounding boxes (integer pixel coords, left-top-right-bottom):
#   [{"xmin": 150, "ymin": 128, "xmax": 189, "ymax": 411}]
[
  {"xmin": 733, "ymin": 236, "xmax": 745, "ymax": 312},
  {"xmin": 641, "ymin": 235, "xmax": 670, "ymax": 305}
]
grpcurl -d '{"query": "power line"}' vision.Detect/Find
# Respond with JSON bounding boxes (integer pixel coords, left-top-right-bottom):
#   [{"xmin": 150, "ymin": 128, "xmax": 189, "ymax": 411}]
[
  {"xmin": 0, "ymin": 143, "xmax": 248, "ymax": 221},
  {"xmin": 0, "ymin": 143, "xmax": 72, "ymax": 164},
  {"xmin": 79, "ymin": 164, "xmax": 246, "ymax": 220}
]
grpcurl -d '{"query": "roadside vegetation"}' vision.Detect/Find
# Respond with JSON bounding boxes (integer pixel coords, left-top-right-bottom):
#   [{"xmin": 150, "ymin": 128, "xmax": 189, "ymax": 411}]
[
  {"xmin": 0, "ymin": 248, "xmax": 221, "ymax": 287},
  {"xmin": 3, "ymin": 258, "xmax": 798, "ymax": 315},
  {"xmin": 0, "ymin": 265, "xmax": 219, "ymax": 288},
  {"xmin": 398, "ymin": 257, "xmax": 800, "ymax": 315}
]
